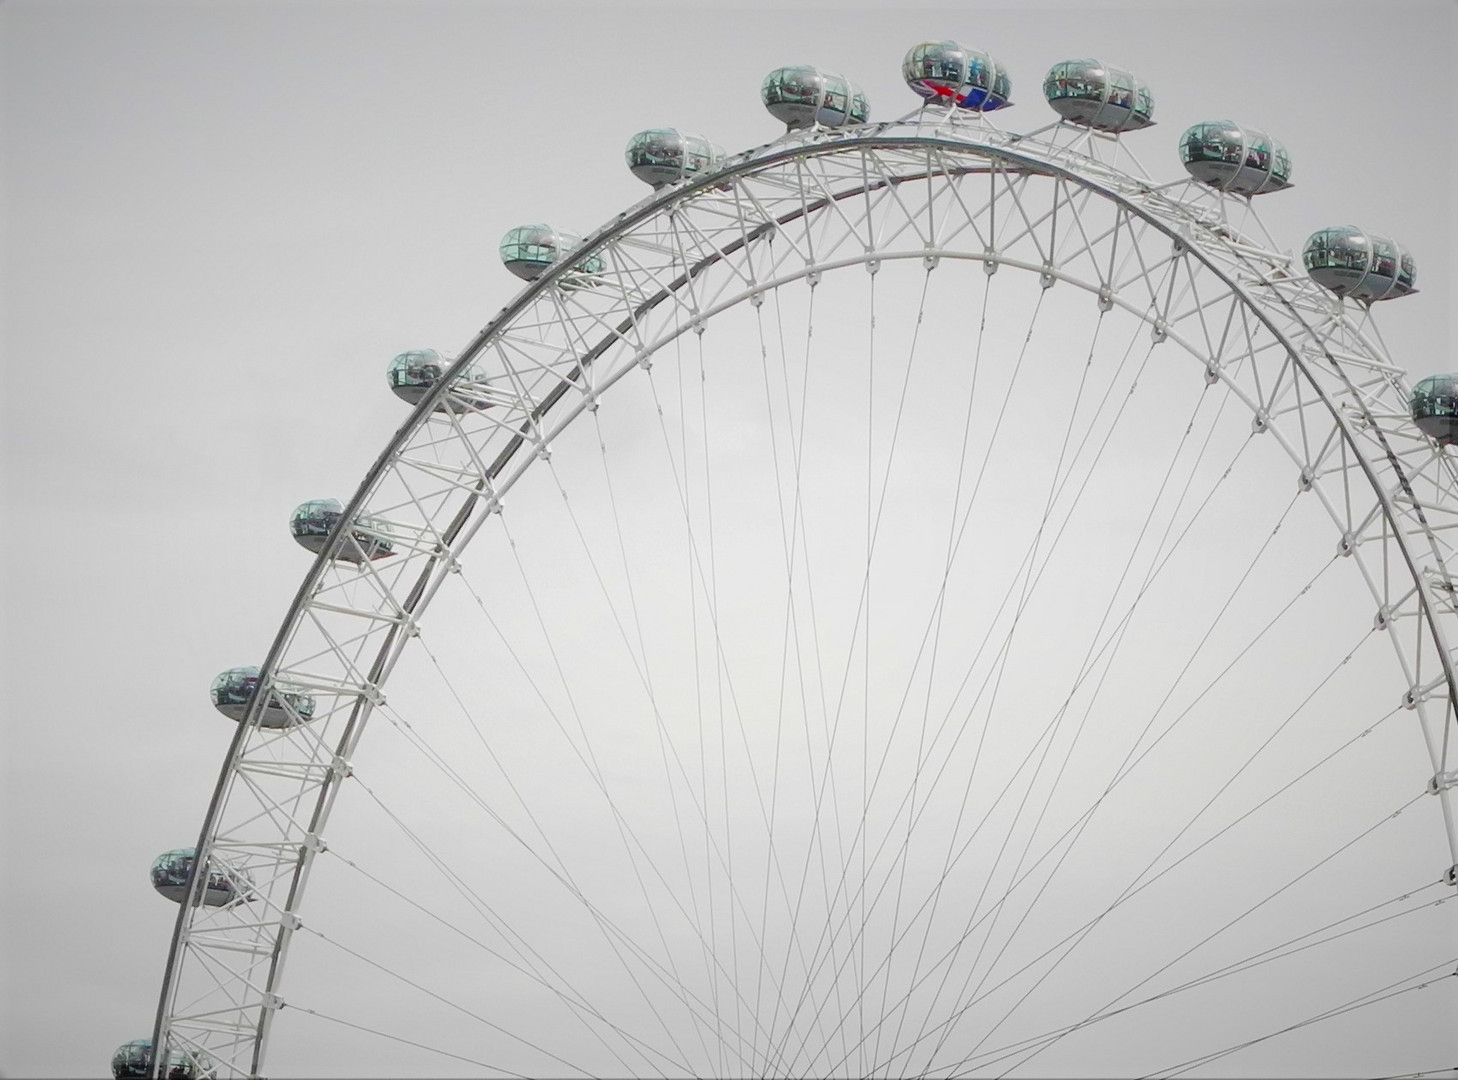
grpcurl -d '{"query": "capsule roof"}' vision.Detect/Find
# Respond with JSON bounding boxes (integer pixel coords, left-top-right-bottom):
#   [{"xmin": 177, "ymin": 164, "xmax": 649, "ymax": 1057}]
[
  {"xmin": 1180, "ymin": 121, "xmax": 1291, "ymax": 195},
  {"xmin": 386, "ymin": 348, "xmax": 490, "ymax": 410},
  {"xmin": 761, "ymin": 66, "xmax": 869, "ymax": 130},
  {"xmin": 626, "ymin": 129, "xmax": 726, "ymax": 188},
  {"xmin": 499, "ymin": 224, "xmax": 604, "ymax": 283},
  {"xmin": 210, "ymin": 665, "xmax": 315, "ymax": 727},
  {"xmin": 1303, "ymin": 227, "xmax": 1416, "ymax": 302},
  {"xmin": 289, "ymin": 498, "xmax": 395, "ymax": 563},
  {"xmin": 902, "ymin": 41, "xmax": 1011, "ymax": 112},
  {"xmin": 1043, "ymin": 59, "xmax": 1153, "ymax": 131},
  {"xmin": 150, "ymin": 847, "xmax": 252, "ymax": 907},
  {"xmin": 1410, "ymin": 375, "xmax": 1458, "ymax": 446}
]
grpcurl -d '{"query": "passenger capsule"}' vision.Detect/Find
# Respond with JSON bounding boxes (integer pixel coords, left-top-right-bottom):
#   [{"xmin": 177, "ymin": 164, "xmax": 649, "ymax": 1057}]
[
  {"xmin": 902, "ymin": 41, "xmax": 1011, "ymax": 112},
  {"xmin": 761, "ymin": 66, "xmax": 869, "ymax": 130},
  {"xmin": 1410, "ymin": 375, "xmax": 1458, "ymax": 446},
  {"xmin": 1303, "ymin": 227, "xmax": 1416, "ymax": 302},
  {"xmin": 150, "ymin": 847, "xmax": 252, "ymax": 907},
  {"xmin": 498, "ymin": 224, "xmax": 604, "ymax": 283},
  {"xmin": 210, "ymin": 666, "xmax": 316, "ymax": 727},
  {"xmin": 626, "ymin": 129, "xmax": 725, "ymax": 188},
  {"xmin": 1043, "ymin": 59, "xmax": 1154, "ymax": 131},
  {"xmin": 112, "ymin": 1039, "xmax": 212, "ymax": 1080},
  {"xmin": 1179, "ymin": 121, "xmax": 1291, "ymax": 195},
  {"xmin": 289, "ymin": 498, "xmax": 395, "ymax": 563},
  {"xmin": 386, "ymin": 348, "xmax": 490, "ymax": 409}
]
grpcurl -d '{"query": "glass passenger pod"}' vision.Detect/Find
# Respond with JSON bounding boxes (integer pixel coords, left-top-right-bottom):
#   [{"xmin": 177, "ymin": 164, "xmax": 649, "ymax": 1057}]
[
  {"xmin": 1303, "ymin": 227, "xmax": 1417, "ymax": 302},
  {"xmin": 902, "ymin": 41, "xmax": 1011, "ymax": 112},
  {"xmin": 1410, "ymin": 375, "xmax": 1458, "ymax": 446},
  {"xmin": 150, "ymin": 848, "xmax": 253, "ymax": 907},
  {"xmin": 761, "ymin": 66, "xmax": 870, "ymax": 130},
  {"xmin": 498, "ymin": 224, "xmax": 605, "ymax": 284},
  {"xmin": 209, "ymin": 665, "xmax": 316, "ymax": 727},
  {"xmin": 625, "ymin": 128, "xmax": 726, "ymax": 188},
  {"xmin": 112, "ymin": 1039, "xmax": 215, "ymax": 1080},
  {"xmin": 289, "ymin": 498, "xmax": 396, "ymax": 563},
  {"xmin": 1179, "ymin": 120, "xmax": 1292, "ymax": 195},
  {"xmin": 1043, "ymin": 59, "xmax": 1154, "ymax": 132},
  {"xmin": 386, "ymin": 348, "xmax": 490, "ymax": 409}
]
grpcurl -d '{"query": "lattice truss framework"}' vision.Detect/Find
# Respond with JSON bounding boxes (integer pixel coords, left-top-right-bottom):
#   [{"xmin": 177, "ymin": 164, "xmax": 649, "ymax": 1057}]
[{"xmin": 152, "ymin": 116, "xmax": 1458, "ymax": 1077}]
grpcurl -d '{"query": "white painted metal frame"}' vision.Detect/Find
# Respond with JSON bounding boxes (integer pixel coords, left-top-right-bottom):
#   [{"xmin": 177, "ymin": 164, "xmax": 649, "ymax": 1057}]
[{"xmin": 150, "ymin": 112, "xmax": 1458, "ymax": 1078}]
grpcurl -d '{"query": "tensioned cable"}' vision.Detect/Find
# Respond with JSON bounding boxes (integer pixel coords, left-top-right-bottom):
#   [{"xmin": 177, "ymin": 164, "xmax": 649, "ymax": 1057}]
[
  {"xmin": 924, "ymin": 876, "xmax": 1447, "ymax": 1076},
  {"xmin": 758, "ymin": 273, "xmax": 853, "ymax": 1075},
  {"xmin": 895, "ymin": 787, "xmax": 1434, "ymax": 1078},
  {"xmin": 928, "ymin": 365, "xmax": 1243, "ymax": 1067},
  {"xmin": 326, "ymin": 846, "xmax": 666, "ymax": 1077},
  {"xmin": 297, "ymin": 912, "xmax": 594, "ymax": 1074},
  {"xmin": 349, "ymin": 744, "xmax": 702, "ymax": 1075},
  {"xmin": 877, "ymin": 261, "xmax": 999, "ymax": 1076},
  {"xmin": 857, "ymin": 300, "xmax": 1118, "ymax": 1075},
  {"xmin": 1144, "ymin": 955, "xmax": 1458, "ymax": 1080},
  {"xmin": 289, "ymin": 1005, "xmax": 529, "ymax": 1078},
  {"xmin": 537, "ymin": 451, "xmax": 734, "ymax": 1065},
  {"xmin": 954, "ymin": 626, "xmax": 1381, "ymax": 1077},
  {"xmin": 589, "ymin": 405, "xmax": 720, "ymax": 1071},
  {"xmin": 783, "ymin": 301, "xmax": 1181, "ymax": 1075},
  {"xmin": 416, "ymin": 601, "xmax": 726, "ymax": 1068},
  {"xmin": 768, "ymin": 266, "xmax": 936, "ymax": 1075},
  {"xmin": 808, "ymin": 453, "xmax": 1325, "ymax": 1077},
  {"xmin": 750, "ymin": 269, "xmax": 829, "ymax": 1076}
]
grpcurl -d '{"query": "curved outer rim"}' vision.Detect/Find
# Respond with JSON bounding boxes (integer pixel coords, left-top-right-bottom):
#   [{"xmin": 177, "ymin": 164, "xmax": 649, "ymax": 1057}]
[{"xmin": 151, "ymin": 119, "xmax": 1458, "ymax": 1077}]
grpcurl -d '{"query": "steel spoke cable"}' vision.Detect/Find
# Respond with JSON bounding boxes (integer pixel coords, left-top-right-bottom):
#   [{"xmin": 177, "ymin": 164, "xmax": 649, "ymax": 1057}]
[
  {"xmin": 950, "ymin": 627, "xmax": 1382, "ymax": 1077},
  {"xmin": 878, "ymin": 263, "xmax": 999, "ymax": 1076},
  {"xmin": 782, "ymin": 308, "xmax": 1185, "ymax": 1077},
  {"xmin": 537, "ymin": 450, "xmax": 737, "ymax": 1062},
  {"xmin": 644, "ymin": 315, "xmax": 839, "ymax": 1070},
  {"xmin": 770, "ymin": 267, "xmax": 936, "ymax": 1076},
  {"xmin": 760, "ymin": 275, "xmax": 855, "ymax": 1075},
  {"xmin": 928, "ymin": 374, "xmax": 1235, "ymax": 1065},
  {"xmin": 590, "ymin": 405, "xmax": 721, "ymax": 1071},
  {"xmin": 750, "ymin": 277, "xmax": 824, "ymax": 1075},
  {"xmin": 805, "ymin": 475, "xmax": 1333, "ymax": 1078},
  {"xmin": 883, "ymin": 303, "xmax": 1118, "ymax": 1072},
  {"xmin": 1143, "ymin": 956, "xmax": 1458, "ymax": 1080},
  {"xmin": 295, "ymin": 921, "xmax": 596, "ymax": 1077},
  {"xmin": 923, "ymin": 389, "xmax": 1274, "ymax": 1064},
  {"xmin": 325, "ymin": 847, "xmax": 672, "ymax": 1077},
  {"xmin": 787, "ymin": 293, "xmax": 1137, "ymax": 1078},
  {"xmin": 288, "ymin": 1005, "xmax": 530, "ymax": 1078},
  {"xmin": 350, "ymin": 744, "xmax": 707, "ymax": 1073},
  {"xmin": 866, "ymin": 787, "xmax": 1434, "ymax": 1079},
  {"xmin": 912, "ymin": 878, "xmax": 1448, "ymax": 1077},
  {"xmin": 693, "ymin": 314, "xmax": 751, "ymax": 1072}
]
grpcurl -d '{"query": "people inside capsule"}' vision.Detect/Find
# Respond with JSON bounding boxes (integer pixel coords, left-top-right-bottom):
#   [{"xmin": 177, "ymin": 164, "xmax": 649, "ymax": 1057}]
[
  {"xmin": 1303, "ymin": 227, "xmax": 1416, "ymax": 302},
  {"xmin": 289, "ymin": 498, "xmax": 395, "ymax": 562},
  {"xmin": 386, "ymin": 348, "xmax": 490, "ymax": 409},
  {"xmin": 1410, "ymin": 375, "xmax": 1458, "ymax": 446},
  {"xmin": 150, "ymin": 848, "xmax": 252, "ymax": 907},
  {"xmin": 498, "ymin": 224, "xmax": 604, "ymax": 283},
  {"xmin": 626, "ymin": 129, "xmax": 726, "ymax": 188},
  {"xmin": 761, "ymin": 66, "xmax": 869, "ymax": 129},
  {"xmin": 902, "ymin": 41, "xmax": 1011, "ymax": 111},
  {"xmin": 1043, "ymin": 59, "xmax": 1154, "ymax": 131},
  {"xmin": 1179, "ymin": 121, "xmax": 1292, "ymax": 196},
  {"xmin": 112, "ymin": 1039, "xmax": 213, "ymax": 1080},
  {"xmin": 210, "ymin": 666, "xmax": 316, "ymax": 727}
]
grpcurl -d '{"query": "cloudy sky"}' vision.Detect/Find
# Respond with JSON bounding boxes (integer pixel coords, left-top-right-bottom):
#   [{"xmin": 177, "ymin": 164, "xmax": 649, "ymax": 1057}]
[{"xmin": 2, "ymin": 2, "xmax": 1455, "ymax": 1078}]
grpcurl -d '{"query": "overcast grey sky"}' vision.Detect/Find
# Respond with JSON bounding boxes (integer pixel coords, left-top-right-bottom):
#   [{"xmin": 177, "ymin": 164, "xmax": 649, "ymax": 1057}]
[{"xmin": 2, "ymin": 2, "xmax": 1456, "ymax": 1078}]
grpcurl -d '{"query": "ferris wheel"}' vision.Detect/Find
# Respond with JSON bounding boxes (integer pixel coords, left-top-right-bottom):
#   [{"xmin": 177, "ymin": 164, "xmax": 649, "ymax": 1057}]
[{"xmin": 120, "ymin": 43, "xmax": 1458, "ymax": 1080}]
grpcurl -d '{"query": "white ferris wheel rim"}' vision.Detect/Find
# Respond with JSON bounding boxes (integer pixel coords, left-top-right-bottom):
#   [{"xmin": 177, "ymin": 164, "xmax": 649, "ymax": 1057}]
[{"xmin": 149, "ymin": 111, "xmax": 1458, "ymax": 1078}]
